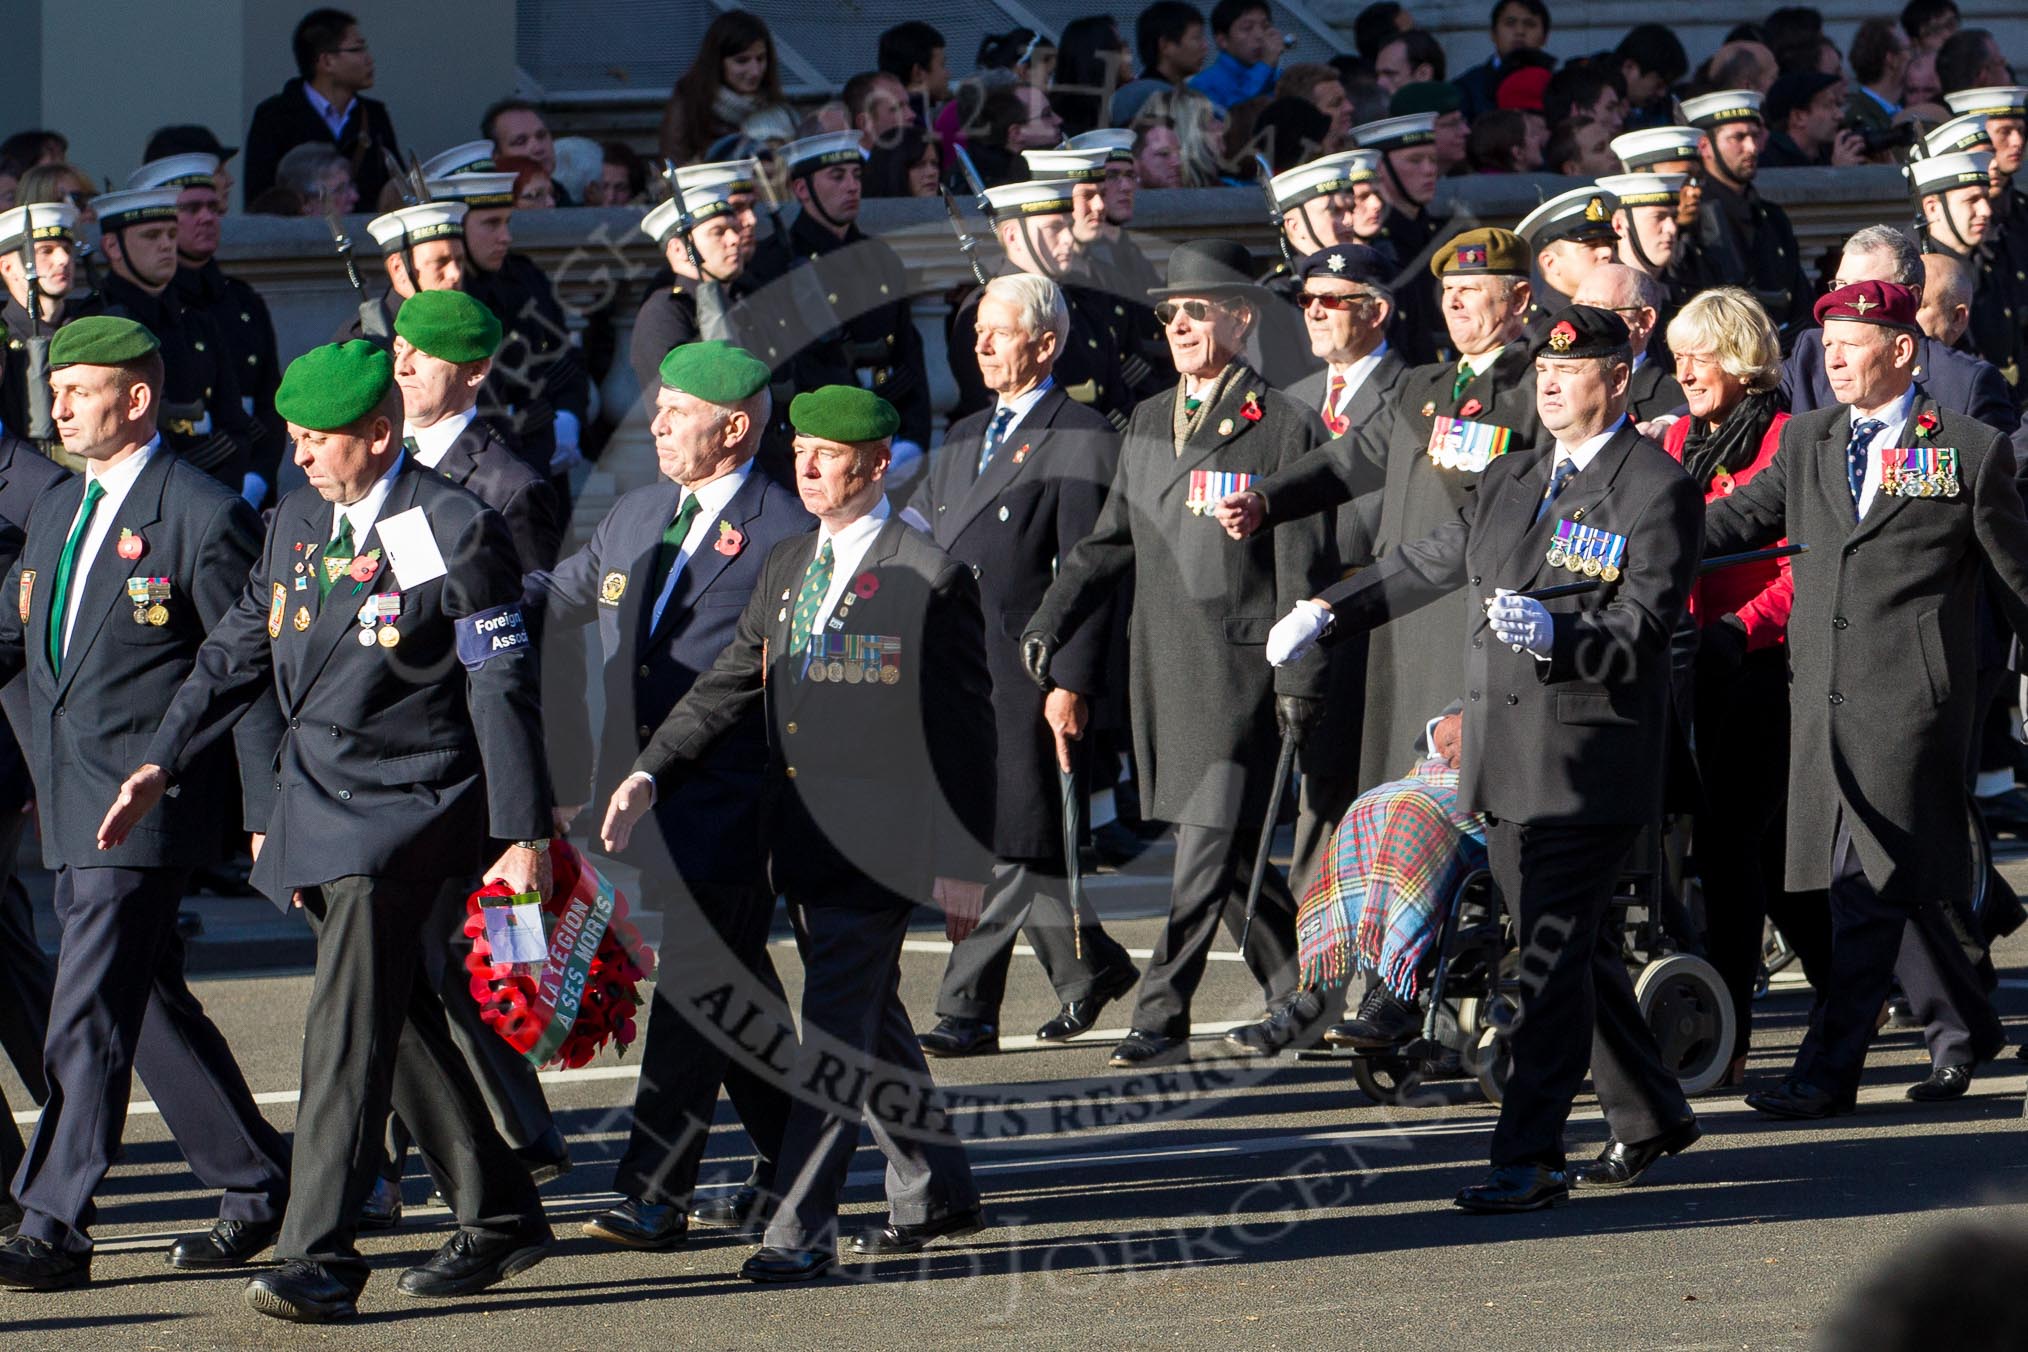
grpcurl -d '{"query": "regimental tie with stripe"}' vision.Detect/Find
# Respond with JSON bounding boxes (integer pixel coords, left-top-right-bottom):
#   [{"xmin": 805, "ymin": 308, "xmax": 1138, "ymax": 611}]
[
  {"xmin": 1185, "ymin": 469, "xmax": 1255, "ymax": 515},
  {"xmin": 1425, "ymin": 416, "xmax": 1513, "ymax": 472}
]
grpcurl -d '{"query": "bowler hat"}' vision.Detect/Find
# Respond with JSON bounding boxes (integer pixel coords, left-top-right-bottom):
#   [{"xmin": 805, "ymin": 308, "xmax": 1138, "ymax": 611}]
[{"xmin": 1147, "ymin": 239, "xmax": 1267, "ymax": 300}]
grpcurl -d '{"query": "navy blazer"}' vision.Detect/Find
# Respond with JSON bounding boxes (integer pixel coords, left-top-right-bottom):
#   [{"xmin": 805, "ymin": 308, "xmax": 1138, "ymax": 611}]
[
  {"xmin": 526, "ymin": 462, "xmax": 812, "ymax": 886},
  {"xmin": 0, "ymin": 436, "xmax": 68, "ymax": 817},
  {"xmin": 1784, "ymin": 328, "xmax": 2021, "ymax": 450}
]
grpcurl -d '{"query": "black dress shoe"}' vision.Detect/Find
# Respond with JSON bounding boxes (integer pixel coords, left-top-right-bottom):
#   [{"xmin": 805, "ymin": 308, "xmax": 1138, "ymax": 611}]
[
  {"xmin": 1883, "ymin": 994, "xmax": 1920, "ymax": 1028},
  {"xmin": 741, "ymin": 1246, "xmax": 834, "ymax": 1283},
  {"xmin": 244, "ymin": 1261, "xmax": 357, "ymax": 1323},
  {"xmin": 1035, "ymin": 965, "xmax": 1140, "ymax": 1042},
  {"xmin": 1108, "ymin": 1030, "xmax": 1189, "ymax": 1068},
  {"xmin": 844, "ymin": 1207, "xmax": 985, "ymax": 1257},
  {"xmin": 583, "ymin": 1197, "xmax": 688, "ymax": 1250},
  {"xmin": 0, "ymin": 1235, "xmax": 91, "ymax": 1290},
  {"xmin": 167, "ymin": 1217, "xmax": 283, "ymax": 1269},
  {"xmin": 690, "ymin": 1185, "xmax": 762, "ymax": 1229},
  {"xmin": 1324, "ymin": 985, "xmax": 1421, "ymax": 1049},
  {"xmin": 1454, "ymin": 1165, "xmax": 1569, "ymax": 1214},
  {"xmin": 396, "ymin": 1224, "xmax": 553, "ymax": 1298},
  {"xmin": 917, "ymin": 1017, "xmax": 1000, "ymax": 1058},
  {"xmin": 1907, "ymin": 1063, "xmax": 1974, "ymax": 1101},
  {"xmin": 1223, "ymin": 991, "xmax": 1326, "ymax": 1057},
  {"xmin": 0, "ymin": 1195, "xmax": 21, "ymax": 1240},
  {"xmin": 516, "ymin": 1127, "xmax": 573, "ymax": 1185},
  {"xmin": 358, "ymin": 1175, "xmax": 402, "ymax": 1231},
  {"xmin": 1745, "ymin": 1079, "xmax": 1857, "ymax": 1121},
  {"xmin": 1570, "ymin": 1120, "xmax": 1701, "ymax": 1189}
]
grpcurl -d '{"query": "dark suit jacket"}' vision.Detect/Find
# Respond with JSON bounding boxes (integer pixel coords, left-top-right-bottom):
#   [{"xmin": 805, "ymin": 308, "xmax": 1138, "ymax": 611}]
[
  {"xmin": 421, "ymin": 414, "xmax": 564, "ymax": 572},
  {"xmin": 635, "ymin": 514, "xmax": 996, "ymax": 904},
  {"xmin": 1030, "ymin": 364, "xmax": 1335, "ymax": 827},
  {"xmin": 1628, "ymin": 358, "xmax": 1685, "ymax": 424},
  {"xmin": 241, "ymin": 78, "xmax": 400, "ymax": 210},
  {"xmin": 1321, "ymin": 421, "xmax": 1704, "ymax": 825},
  {"xmin": 786, "ymin": 213, "xmax": 933, "ymax": 450},
  {"xmin": 0, "ymin": 448, "xmax": 268, "ymax": 868},
  {"xmin": 173, "ymin": 260, "xmax": 284, "ymax": 495},
  {"xmin": 526, "ymin": 463, "xmax": 811, "ymax": 887},
  {"xmin": 146, "ymin": 464, "xmax": 553, "ymax": 904},
  {"xmin": 1704, "ymin": 393, "xmax": 2028, "ymax": 900},
  {"xmin": 947, "ymin": 269, "xmax": 1133, "ymax": 430},
  {"xmin": 468, "ymin": 253, "xmax": 592, "ymax": 475},
  {"xmin": 1783, "ymin": 329, "xmax": 2020, "ymax": 444},
  {"xmin": 0, "ymin": 438, "xmax": 67, "ymax": 816},
  {"xmin": 909, "ymin": 386, "xmax": 1117, "ymax": 859}
]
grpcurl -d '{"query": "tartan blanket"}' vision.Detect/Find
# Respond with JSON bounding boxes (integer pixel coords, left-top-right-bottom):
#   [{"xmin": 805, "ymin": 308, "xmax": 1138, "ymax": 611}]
[{"xmin": 1296, "ymin": 758, "xmax": 1488, "ymax": 999}]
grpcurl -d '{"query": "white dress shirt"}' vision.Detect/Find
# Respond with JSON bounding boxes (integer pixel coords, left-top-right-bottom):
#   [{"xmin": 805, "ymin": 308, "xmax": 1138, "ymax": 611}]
[
  {"xmin": 990, "ymin": 374, "xmax": 1055, "ymax": 442},
  {"xmin": 331, "ymin": 451, "xmax": 407, "ymax": 546},
  {"xmin": 1548, "ymin": 415, "xmax": 1628, "ymax": 477},
  {"xmin": 60, "ymin": 438, "xmax": 158, "ymax": 653},
  {"xmin": 1848, "ymin": 385, "xmax": 1918, "ymax": 520},
  {"xmin": 403, "ymin": 407, "xmax": 477, "ymax": 469},
  {"xmin": 649, "ymin": 462, "xmax": 753, "ymax": 631},
  {"xmin": 302, "ymin": 83, "xmax": 356, "ymax": 138},
  {"xmin": 1325, "ymin": 341, "xmax": 1389, "ymax": 421},
  {"xmin": 807, "ymin": 497, "xmax": 891, "ymax": 635}
]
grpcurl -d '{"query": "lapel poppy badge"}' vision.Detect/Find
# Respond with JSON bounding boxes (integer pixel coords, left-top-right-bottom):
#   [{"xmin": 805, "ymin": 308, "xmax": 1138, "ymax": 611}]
[
  {"xmin": 1239, "ymin": 391, "xmax": 1263, "ymax": 423},
  {"xmin": 1914, "ymin": 410, "xmax": 1939, "ymax": 440},
  {"xmin": 1012, "ymin": 443, "xmax": 1031, "ymax": 464},
  {"xmin": 714, "ymin": 521, "xmax": 745, "ymax": 556},
  {"xmin": 1458, "ymin": 398, "xmax": 1484, "ymax": 418},
  {"xmin": 852, "ymin": 571, "xmax": 879, "ymax": 600},
  {"xmin": 117, "ymin": 528, "xmax": 144, "ymax": 561}
]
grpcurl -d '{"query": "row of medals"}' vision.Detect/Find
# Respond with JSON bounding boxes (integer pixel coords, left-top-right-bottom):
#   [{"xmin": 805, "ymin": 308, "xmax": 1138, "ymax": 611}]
[
  {"xmin": 129, "ymin": 579, "xmax": 169, "ymax": 627},
  {"xmin": 357, "ymin": 594, "xmax": 401, "ymax": 648},
  {"xmin": 1543, "ymin": 546, "xmax": 1621, "ymax": 582},
  {"xmin": 808, "ymin": 659, "xmax": 898, "ymax": 685},
  {"xmin": 1887, "ymin": 469, "xmax": 1956, "ymax": 497}
]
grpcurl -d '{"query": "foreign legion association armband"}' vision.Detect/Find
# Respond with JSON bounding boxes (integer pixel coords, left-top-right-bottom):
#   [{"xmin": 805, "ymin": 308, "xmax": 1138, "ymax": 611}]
[{"xmin": 456, "ymin": 604, "xmax": 530, "ymax": 668}]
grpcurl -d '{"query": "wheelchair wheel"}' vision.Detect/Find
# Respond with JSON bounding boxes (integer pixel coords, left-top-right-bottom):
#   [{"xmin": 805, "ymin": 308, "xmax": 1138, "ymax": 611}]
[
  {"xmin": 1635, "ymin": 954, "xmax": 1736, "ymax": 1096},
  {"xmin": 1351, "ymin": 1054, "xmax": 1427, "ymax": 1107},
  {"xmin": 1464, "ymin": 1025, "xmax": 1510, "ymax": 1105}
]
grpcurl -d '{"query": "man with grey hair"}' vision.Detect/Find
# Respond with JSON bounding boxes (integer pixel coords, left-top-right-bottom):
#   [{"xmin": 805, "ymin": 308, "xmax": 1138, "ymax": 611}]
[
  {"xmin": 1572, "ymin": 262, "xmax": 1683, "ymax": 421},
  {"xmin": 911, "ymin": 272, "xmax": 1140, "ymax": 1057},
  {"xmin": 271, "ymin": 142, "xmax": 357, "ymax": 214},
  {"xmin": 1918, "ymin": 251, "xmax": 1976, "ymax": 348}
]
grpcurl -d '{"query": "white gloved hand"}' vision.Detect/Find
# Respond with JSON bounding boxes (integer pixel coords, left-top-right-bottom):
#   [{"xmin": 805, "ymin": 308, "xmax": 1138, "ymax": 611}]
[
  {"xmin": 1266, "ymin": 600, "xmax": 1333, "ymax": 667},
  {"xmin": 1487, "ymin": 591, "xmax": 1553, "ymax": 657}
]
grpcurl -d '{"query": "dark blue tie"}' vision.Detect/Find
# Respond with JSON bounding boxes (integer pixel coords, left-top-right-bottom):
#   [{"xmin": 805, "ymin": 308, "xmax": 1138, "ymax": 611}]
[
  {"xmin": 1534, "ymin": 456, "xmax": 1576, "ymax": 524},
  {"xmin": 979, "ymin": 407, "xmax": 1015, "ymax": 478},
  {"xmin": 1846, "ymin": 417, "xmax": 1884, "ymax": 518}
]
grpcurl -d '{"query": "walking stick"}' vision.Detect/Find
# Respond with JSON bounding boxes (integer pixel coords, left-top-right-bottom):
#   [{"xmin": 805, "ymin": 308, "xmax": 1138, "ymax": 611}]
[
  {"xmin": 1060, "ymin": 766, "xmax": 1085, "ymax": 962},
  {"xmin": 1237, "ymin": 729, "xmax": 1300, "ymax": 959}
]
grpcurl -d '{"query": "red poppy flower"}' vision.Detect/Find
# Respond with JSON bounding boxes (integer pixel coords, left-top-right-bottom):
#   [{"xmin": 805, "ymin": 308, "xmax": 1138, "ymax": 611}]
[
  {"xmin": 1915, "ymin": 410, "xmax": 1939, "ymax": 439},
  {"xmin": 347, "ymin": 555, "xmax": 379, "ymax": 583},
  {"xmin": 1240, "ymin": 393, "xmax": 1263, "ymax": 423},
  {"xmin": 117, "ymin": 530, "xmax": 145, "ymax": 561},
  {"xmin": 713, "ymin": 523, "xmax": 744, "ymax": 556},
  {"xmin": 1458, "ymin": 399, "xmax": 1484, "ymax": 418},
  {"xmin": 852, "ymin": 572, "xmax": 879, "ymax": 599}
]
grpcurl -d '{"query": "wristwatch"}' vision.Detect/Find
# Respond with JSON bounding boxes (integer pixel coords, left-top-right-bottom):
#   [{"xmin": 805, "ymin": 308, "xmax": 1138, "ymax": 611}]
[{"xmin": 514, "ymin": 838, "xmax": 550, "ymax": 853}]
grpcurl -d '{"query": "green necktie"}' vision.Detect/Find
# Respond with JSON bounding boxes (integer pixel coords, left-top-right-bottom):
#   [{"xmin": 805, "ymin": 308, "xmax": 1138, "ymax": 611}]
[
  {"xmin": 788, "ymin": 538, "xmax": 835, "ymax": 656},
  {"xmin": 649, "ymin": 492, "xmax": 702, "ymax": 598},
  {"xmin": 318, "ymin": 513, "xmax": 355, "ymax": 606},
  {"xmin": 1451, "ymin": 362, "xmax": 1473, "ymax": 403},
  {"xmin": 47, "ymin": 478, "xmax": 105, "ymax": 675},
  {"xmin": 1183, "ymin": 395, "xmax": 1203, "ymax": 415}
]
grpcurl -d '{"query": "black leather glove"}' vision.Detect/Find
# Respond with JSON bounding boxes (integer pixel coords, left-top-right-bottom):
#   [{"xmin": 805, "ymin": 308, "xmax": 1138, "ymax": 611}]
[
  {"xmin": 1275, "ymin": 694, "xmax": 1324, "ymax": 747},
  {"xmin": 1021, "ymin": 631, "xmax": 1056, "ymax": 691},
  {"xmin": 1698, "ymin": 614, "xmax": 1749, "ymax": 675}
]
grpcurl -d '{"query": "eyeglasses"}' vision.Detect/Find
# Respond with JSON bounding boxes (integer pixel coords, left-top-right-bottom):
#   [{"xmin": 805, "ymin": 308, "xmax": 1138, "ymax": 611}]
[
  {"xmin": 1296, "ymin": 291, "xmax": 1375, "ymax": 311},
  {"xmin": 332, "ymin": 43, "xmax": 370, "ymax": 55},
  {"xmin": 1154, "ymin": 298, "xmax": 1236, "ymax": 325}
]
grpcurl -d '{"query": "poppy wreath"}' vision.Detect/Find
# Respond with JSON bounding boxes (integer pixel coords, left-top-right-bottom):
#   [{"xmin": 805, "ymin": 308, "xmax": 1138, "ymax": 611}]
[{"xmin": 463, "ymin": 839, "xmax": 656, "ymax": 1069}]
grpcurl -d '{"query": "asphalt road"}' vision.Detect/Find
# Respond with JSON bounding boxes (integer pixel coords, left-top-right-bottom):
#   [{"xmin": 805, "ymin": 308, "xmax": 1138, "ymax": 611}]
[{"xmin": 5, "ymin": 853, "xmax": 2028, "ymax": 1350}]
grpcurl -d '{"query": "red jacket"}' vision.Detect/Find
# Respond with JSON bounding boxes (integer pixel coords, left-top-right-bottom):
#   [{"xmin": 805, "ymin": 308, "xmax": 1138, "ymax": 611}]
[{"xmin": 1664, "ymin": 411, "xmax": 1793, "ymax": 649}]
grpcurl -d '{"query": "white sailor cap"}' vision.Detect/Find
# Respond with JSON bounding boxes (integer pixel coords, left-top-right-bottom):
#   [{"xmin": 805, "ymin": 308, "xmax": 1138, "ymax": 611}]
[
  {"xmin": 1269, "ymin": 150, "xmax": 1381, "ymax": 211},
  {"xmin": 0, "ymin": 201, "xmax": 79, "ymax": 253},
  {"xmin": 640, "ymin": 181, "xmax": 742, "ymax": 245},
  {"xmin": 980, "ymin": 178, "xmax": 1077, "ymax": 224},
  {"xmin": 93, "ymin": 187, "xmax": 181, "ymax": 232},
  {"xmin": 780, "ymin": 132, "xmax": 866, "ymax": 177},
  {"xmin": 673, "ymin": 159, "xmax": 759, "ymax": 197},
  {"xmin": 1021, "ymin": 146, "xmax": 1111, "ymax": 183},
  {"xmin": 1595, "ymin": 172, "xmax": 1686, "ymax": 209},
  {"xmin": 1351, "ymin": 112, "xmax": 1437, "ymax": 152},
  {"xmin": 366, "ymin": 200, "xmax": 468, "ymax": 251},
  {"xmin": 420, "ymin": 141, "xmax": 497, "ymax": 179},
  {"xmin": 1680, "ymin": 90, "xmax": 1765, "ymax": 130},
  {"xmin": 1943, "ymin": 86, "xmax": 2028, "ymax": 120},
  {"xmin": 1610, "ymin": 125, "xmax": 1705, "ymax": 170},
  {"xmin": 1910, "ymin": 151, "xmax": 1995, "ymax": 197},
  {"xmin": 1515, "ymin": 185, "xmax": 1620, "ymax": 247},
  {"xmin": 1065, "ymin": 129, "xmax": 1136, "ymax": 164},
  {"xmin": 125, "ymin": 153, "xmax": 219, "ymax": 192},
  {"xmin": 427, "ymin": 172, "xmax": 517, "ymax": 209},
  {"xmin": 1925, "ymin": 113, "xmax": 1993, "ymax": 156}
]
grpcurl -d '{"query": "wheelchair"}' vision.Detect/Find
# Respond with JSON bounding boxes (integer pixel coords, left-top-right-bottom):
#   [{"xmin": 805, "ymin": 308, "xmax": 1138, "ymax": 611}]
[{"xmin": 1336, "ymin": 819, "xmax": 1736, "ymax": 1109}]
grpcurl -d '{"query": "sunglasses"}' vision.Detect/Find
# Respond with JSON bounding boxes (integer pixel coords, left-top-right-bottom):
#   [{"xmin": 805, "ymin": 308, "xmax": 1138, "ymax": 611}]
[
  {"xmin": 1297, "ymin": 291, "xmax": 1375, "ymax": 311},
  {"xmin": 1154, "ymin": 298, "xmax": 1237, "ymax": 325}
]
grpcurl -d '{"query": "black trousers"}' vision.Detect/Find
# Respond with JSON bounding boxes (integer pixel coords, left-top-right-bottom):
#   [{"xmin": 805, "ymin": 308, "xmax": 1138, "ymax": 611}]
[
  {"xmin": 763, "ymin": 889, "xmax": 977, "ymax": 1254},
  {"xmin": 284, "ymin": 876, "xmax": 541, "ymax": 1290},
  {"xmin": 14, "ymin": 865, "xmax": 289, "ymax": 1253},
  {"xmin": 1130, "ymin": 820, "xmax": 1300, "ymax": 1038},
  {"xmin": 1693, "ymin": 646, "xmax": 1834, "ymax": 1063},
  {"xmin": 1487, "ymin": 820, "xmax": 1692, "ymax": 1170},
  {"xmin": 612, "ymin": 877, "xmax": 792, "ymax": 1207},
  {"xmin": 1795, "ymin": 816, "xmax": 2003, "ymax": 1096},
  {"xmin": 1291, "ymin": 771, "xmax": 1359, "ymax": 906},
  {"xmin": 934, "ymin": 858, "xmax": 1134, "ymax": 1022},
  {"xmin": 0, "ymin": 809, "xmax": 52, "ymax": 1103}
]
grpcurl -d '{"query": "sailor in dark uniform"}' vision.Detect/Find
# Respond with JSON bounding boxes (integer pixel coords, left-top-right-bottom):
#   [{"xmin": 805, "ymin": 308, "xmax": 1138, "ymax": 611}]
[
  {"xmin": 339, "ymin": 200, "xmax": 470, "ymax": 348},
  {"xmin": 1611, "ymin": 127, "xmax": 1724, "ymax": 324},
  {"xmin": 1913, "ymin": 140, "xmax": 2028, "ymax": 398},
  {"xmin": 1250, "ymin": 149, "xmax": 1388, "ymax": 389},
  {"xmin": 0, "ymin": 202, "xmax": 88, "ymax": 467},
  {"xmin": 1598, "ymin": 170, "xmax": 1692, "ymax": 357},
  {"xmin": 1514, "ymin": 184, "xmax": 1621, "ymax": 324},
  {"xmin": 1937, "ymin": 87, "xmax": 2028, "ymax": 398},
  {"xmin": 1350, "ymin": 113, "xmax": 1451, "ymax": 367},
  {"xmin": 1682, "ymin": 90, "xmax": 1814, "ymax": 346}
]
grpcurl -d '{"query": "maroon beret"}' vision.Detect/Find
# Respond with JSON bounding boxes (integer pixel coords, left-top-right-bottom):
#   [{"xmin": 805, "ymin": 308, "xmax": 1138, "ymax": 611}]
[{"xmin": 1813, "ymin": 279, "xmax": 1920, "ymax": 332}]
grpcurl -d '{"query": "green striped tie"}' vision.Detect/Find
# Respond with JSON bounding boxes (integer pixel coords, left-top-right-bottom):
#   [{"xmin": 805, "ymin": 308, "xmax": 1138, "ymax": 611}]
[
  {"xmin": 650, "ymin": 493, "xmax": 702, "ymax": 597},
  {"xmin": 47, "ymin": 478, "xmax": 105, "ymax": 675},
  {"xmin": 1451, "ymin": 362, "xmax": 1473, "ymax": 402},
  {"xmin": 318, "ymin": 514, "xmax": 354, "ymax": 606},
  {"xmin": 788, "ymin": 538, "xmax": 834, "ymax": 656}
]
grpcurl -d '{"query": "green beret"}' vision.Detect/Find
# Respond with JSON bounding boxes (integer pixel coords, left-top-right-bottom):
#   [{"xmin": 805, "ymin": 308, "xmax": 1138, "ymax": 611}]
[
  {"xmin": 1390, "ymin": 81, "xmax": 1463, "ymax": 118},
  {"xmin": 789, "ymin": 384, "xmax": 899, "ymax": 444},
  {"xmin": 1431, "ymin": 226, "xmax": 1530, "ymax": 279},
  {"xmin": 658, "ymin": 340, "xmax": 771, "ymax": 404},
  {"xmin": 394, "ymin": 289, "xmax": 502, "ymax": 363},
  {"xmin": 275, "ymin": 341, "xmax": 395, "ymax": 432},
  {"xmin": 48, "ymin": 315, "xmax": 159, "ymax": 369}
]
